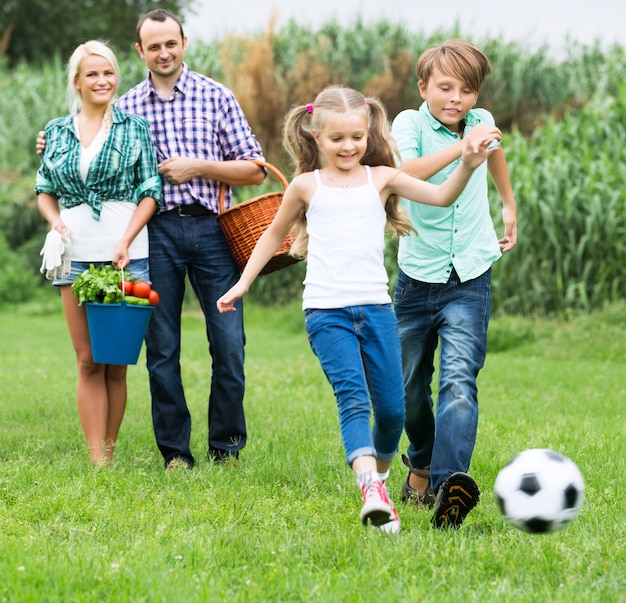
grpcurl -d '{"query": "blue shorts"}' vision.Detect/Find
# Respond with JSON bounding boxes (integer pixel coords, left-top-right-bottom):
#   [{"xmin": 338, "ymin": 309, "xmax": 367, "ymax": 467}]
[{"xmin": 53, "ymin": 258, "xmax": 150, "ymax": 286}]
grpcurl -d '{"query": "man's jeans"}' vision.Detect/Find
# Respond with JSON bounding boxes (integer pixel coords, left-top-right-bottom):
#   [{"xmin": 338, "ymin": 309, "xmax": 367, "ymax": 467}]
[
  {"xmin": 145, "ymin": 211, "xmax": 246, "ymax": 466},
  {"xmin": 304, "ymin": 305, "xmax": 406, "ymax": 466},
  {"xmin": 394, "ymin": 268, "xmax": 491, "ymax": 493}
]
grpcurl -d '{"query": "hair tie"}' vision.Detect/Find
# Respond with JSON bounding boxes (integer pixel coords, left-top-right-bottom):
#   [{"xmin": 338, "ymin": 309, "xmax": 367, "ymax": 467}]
[
  {"xmin": 364, "ymin": 99, "xmax": 370, "ymax": 107},
  {"xmin": 306, "ymin": 103, "xmax": 314, "ymax": 114}
]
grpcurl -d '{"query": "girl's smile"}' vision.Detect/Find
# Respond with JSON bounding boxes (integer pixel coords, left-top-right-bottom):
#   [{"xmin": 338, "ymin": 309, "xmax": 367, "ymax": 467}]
[{"xmin": 314, "ymin": 111, "xmax": 369, "ymax": 175}]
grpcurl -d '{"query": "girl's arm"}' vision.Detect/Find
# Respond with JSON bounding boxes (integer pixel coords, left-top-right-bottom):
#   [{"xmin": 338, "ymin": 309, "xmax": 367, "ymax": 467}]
[
  {"xmin": 112, "ymin": 196, "xmax": 159, "ymax": 269},
  {"xmin": 217, "ymin": 176, "xmax": 309, "ymax": 313},
  {"xmin": 488, "ymin": 147, "xmax": 517, "ymax": 252},
  {"xmin": 383, "ymin": 134, "xmax": 500, "ymax": 207}
]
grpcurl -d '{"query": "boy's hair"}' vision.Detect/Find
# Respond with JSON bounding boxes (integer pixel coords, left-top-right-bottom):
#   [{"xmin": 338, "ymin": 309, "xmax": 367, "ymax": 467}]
[
  {"xmin": 136, "ymin": 9, "xmax": 185, "ymax": 46},
  {"xmin": 417, "ymin": 39, "xmax": 491, "ymax": 92},
  {"xmin": 282, "ymin": 85, "xmax": 414, "ymax": 258}
]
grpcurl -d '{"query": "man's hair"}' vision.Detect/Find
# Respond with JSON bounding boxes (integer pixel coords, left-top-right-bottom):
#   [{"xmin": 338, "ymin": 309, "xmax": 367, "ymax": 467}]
[
  {"xmin": 417, "ymin": 39, "xmax": 491, "ymax": 92},
  {"xmin": 136, "ymin": 9, "xmax": 185, "ymax": 46}
]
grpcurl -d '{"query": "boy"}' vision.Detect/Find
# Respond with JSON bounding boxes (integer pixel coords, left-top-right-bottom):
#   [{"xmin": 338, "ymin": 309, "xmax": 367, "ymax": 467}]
[{"xmin": 391, "ymin": 39, "xmax": 517, "ymax": 529}]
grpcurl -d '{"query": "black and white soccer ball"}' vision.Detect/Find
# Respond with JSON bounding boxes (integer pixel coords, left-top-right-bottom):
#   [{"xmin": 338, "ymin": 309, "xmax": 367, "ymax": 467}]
[{"xmin": 494, "ymin": 448, "xmax": 585, "ymax": 534}]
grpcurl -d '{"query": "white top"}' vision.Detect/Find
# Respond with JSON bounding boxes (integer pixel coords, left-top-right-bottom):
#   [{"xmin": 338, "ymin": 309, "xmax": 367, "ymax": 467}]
[
  {"xmin": 61, "ymin": 202, "xmax": 149, "ymax": 261},
  {"xmin": 302, "ymin": 165, "xmax": 390, "ymax": 309},
  {"xmin": 62, "ymin": 116, "xmax": 149, "ymax": 261}
]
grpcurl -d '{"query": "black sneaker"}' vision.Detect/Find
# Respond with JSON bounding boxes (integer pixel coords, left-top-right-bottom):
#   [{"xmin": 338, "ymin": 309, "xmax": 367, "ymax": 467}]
[{"xmin": 431, "ymin": 472, "xmax": 480, "ymax": 529}]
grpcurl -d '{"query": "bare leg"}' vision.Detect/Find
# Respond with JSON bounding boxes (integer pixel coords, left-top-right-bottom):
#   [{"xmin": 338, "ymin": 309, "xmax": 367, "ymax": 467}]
[
  {"xmin": 408, "ymin": 471, "xmax": 430, "ymax": 492},
  {"xmin": 104, "ymin": 363, "xmax": 127, "ymax": 460},
  {"xmin": 352, "ymin": 455, "xmax": 378, "ymax": 478},
  {"xmin": 61, "ymin": 287, "xmax": 127, "ymax": 463}
]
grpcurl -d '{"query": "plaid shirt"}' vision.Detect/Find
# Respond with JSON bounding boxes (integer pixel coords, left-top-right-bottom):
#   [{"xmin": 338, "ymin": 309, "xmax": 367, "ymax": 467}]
[
  {"xmin": 35, "ymin": 106, "xmax": 162, "ymax": 221},
  {"xmin": 117, "ymin": 63, "xmax": 264, "ymax": 213}
]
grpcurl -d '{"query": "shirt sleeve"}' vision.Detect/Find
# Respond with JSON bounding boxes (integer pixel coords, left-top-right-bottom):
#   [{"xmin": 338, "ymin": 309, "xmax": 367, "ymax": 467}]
[
  {"xmin": 34, "ymin": 121, "xmax": 61, "ymax": 196},
  {"xmin": 130, "ymin": 116, "xmax": 163, "ymax": 208},
  {"xmin": 217, "ymin": 90, "xmax": 264, "ymax": 161},
  {"xmin": 391, "ymin": 110, "xmax": 422, "ymax": 164}
]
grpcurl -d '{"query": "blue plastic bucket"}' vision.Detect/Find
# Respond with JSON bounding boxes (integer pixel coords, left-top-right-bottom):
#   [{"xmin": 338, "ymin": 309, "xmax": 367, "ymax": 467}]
[{"xmin": 85, "ymin": 302, "xmax": 153, "ymax": 365}]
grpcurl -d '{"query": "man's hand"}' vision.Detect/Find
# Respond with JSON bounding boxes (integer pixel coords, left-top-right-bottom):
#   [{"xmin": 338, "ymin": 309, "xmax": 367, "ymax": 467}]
[
  {"xmin": 36, "ymin": 130, "xmax": 46, "ymax": 155},
  {"xmin": 158, "ymin": 157, "xmax": 199, "ymax": 184}
]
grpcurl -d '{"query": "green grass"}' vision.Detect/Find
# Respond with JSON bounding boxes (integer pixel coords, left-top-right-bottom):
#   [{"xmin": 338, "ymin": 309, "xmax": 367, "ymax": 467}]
[{"xmin": 1, "ymin": 297, "xmax": 625, "ymax": 602}]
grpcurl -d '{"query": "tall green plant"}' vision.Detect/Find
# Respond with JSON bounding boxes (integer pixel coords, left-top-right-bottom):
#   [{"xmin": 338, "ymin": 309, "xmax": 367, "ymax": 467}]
[
  {"xmin": 2, "ymin": 23, "xmax": 626, "ymax": 316},
  {"xmin": 490, "ymin": 86, "xmax": 626, "ymax": 316}
]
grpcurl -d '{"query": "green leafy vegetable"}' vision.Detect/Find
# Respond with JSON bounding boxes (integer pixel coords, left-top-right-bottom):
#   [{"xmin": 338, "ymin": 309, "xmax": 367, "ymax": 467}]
[{"xmin": 72, "ymin": 264, "xmax": 132, "ymax": 305}]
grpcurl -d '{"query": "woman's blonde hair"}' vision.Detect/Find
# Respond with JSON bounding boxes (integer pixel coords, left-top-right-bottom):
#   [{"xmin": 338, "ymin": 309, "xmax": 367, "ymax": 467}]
[
  {"xmin": 66, "ymin": 40, "xmax": 119, "ymax": 134},
  {"xmin": 283, "ymin": 85, "xmax": 414, "ymax": 258}
]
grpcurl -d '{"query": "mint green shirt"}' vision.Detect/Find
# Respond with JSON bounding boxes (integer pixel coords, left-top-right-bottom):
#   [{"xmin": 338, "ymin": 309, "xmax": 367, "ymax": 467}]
[{"xmin": 391, "ymin": 101, "xmax": 501, "ymax": 283}]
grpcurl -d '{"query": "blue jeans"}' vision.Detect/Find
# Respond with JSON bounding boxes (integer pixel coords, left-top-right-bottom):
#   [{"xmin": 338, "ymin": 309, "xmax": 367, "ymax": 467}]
[
  {"xmin": 145, "ymin": 211, "xmax": 246, "ymax": 466},
  {"xmin": 304, "ymin": 305, "xmax": 406, "ymax": 466},
  {"xmin": 393, "ymin": 268, "xmax": 491, "ymax": 494},
  {"xmin": 53, "ymin": 258, "xmax": 149, "ymax": 286}
]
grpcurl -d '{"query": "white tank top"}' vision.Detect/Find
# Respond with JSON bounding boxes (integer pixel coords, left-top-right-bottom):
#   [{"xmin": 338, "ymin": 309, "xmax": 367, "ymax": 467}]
[{"xmin": 302, "ymin": 165, "xmax": 391, "ymax": 309}]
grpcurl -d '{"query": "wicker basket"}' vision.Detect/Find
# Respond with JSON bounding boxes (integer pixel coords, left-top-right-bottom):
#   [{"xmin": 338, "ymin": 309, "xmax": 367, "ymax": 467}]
[{"xmin": 216, "ymin": 160, "xmax": 301, "ymax": 276}]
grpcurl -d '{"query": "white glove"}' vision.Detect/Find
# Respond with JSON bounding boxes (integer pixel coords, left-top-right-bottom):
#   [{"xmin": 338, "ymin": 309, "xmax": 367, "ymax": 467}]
[
  {"xmin": 60, "ymin": 235, "xmax": 72, "ymax": 277},
  {"xmin": 40, "ymin": 230, "xmax": 72, "ymax": 280}
]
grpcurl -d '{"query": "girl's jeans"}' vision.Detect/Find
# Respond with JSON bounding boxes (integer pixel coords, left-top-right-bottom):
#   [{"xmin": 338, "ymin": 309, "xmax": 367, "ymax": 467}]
[
  {"xmin": 393, "ymin": 267, "xmax": 491, "ymax": 494},
  {"xmin": 304, "ymin": 304, "xmax": 406, "ymax": 467}
]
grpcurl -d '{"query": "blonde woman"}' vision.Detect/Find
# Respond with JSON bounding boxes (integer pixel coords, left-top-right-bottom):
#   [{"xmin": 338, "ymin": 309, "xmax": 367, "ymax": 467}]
[{"xmin": 35, "ymin": 40, "xmax": 161, "ymax": 463}]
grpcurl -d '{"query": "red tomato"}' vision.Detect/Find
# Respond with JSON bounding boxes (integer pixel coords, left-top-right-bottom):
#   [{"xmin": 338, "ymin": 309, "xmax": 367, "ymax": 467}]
[
  {"xmin": 119, "ymin": 280, "xmax": 134, "ymax": 295},
  {"xmin": 132, "ymin": 281, "xmax": 152, "ymax": 299},
  {"xmin": 148, "ymin": 290, "xmax": 160, "ymax": 306}
]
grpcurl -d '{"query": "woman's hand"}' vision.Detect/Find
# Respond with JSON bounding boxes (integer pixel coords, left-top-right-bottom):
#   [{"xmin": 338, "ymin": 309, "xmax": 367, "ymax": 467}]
[{"xmin": 112, "ymin": 242, "xmax": 130, "ymax": 269}]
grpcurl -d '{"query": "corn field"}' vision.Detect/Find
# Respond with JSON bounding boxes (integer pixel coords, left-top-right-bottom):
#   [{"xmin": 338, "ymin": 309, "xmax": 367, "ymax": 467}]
[{"xmin": 1, "ymin": 21, "xmax": 625, "ymax": 315}]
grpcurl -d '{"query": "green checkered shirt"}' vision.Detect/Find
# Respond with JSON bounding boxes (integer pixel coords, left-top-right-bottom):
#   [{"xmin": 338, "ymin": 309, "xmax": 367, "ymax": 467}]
[{"xmin": 35, "ymin": 105, "xmax": 162, "ymax": 220}]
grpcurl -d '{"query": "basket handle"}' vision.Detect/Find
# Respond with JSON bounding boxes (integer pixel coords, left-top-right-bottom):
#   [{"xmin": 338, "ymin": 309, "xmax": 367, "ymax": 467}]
[{"xmin": 218, "ymin": 159, "xmax": 289, "ymax": 215}]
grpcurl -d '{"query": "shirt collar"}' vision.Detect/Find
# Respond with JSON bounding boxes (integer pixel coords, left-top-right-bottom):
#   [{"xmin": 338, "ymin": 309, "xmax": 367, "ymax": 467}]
[{"xmin": 145, "ymin": 62, "xmax": 190, "ymax": 99}]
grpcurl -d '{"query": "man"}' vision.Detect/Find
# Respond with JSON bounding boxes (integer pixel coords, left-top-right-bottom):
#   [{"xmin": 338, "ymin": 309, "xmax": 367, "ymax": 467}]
[{"xmin": 118, "ymin": 9, "xmax": 264, "ymax": 469}]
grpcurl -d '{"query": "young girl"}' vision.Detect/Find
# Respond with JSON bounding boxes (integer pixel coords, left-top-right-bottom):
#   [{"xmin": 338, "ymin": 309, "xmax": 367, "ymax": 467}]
[
  {"xmin": 217, "ymin": 85, "xmax": 499, "ymax": 532},
  {"xmin": 36, "ymin": 41, "xmax": 161, "ymax": 464}
]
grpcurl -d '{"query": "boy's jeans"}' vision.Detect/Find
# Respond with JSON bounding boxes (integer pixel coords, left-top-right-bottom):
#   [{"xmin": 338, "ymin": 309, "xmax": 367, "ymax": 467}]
[{"xmin": 394, "ymin": 268, "xmax": 491, "ymax": 493}]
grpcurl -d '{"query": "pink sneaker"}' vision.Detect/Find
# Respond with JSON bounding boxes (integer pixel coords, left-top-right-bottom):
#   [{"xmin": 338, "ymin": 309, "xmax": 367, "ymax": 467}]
[
  {"xmin": 377, "ymin": 486, "xmax": 400, "ymax": 535},
  {"xmin": 359, "ymin": 472, "xmax": 401, "ymax": 533}
]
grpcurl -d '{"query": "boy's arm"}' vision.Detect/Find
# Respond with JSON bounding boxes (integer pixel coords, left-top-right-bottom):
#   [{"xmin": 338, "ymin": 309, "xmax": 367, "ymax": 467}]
[
  {"xmin": 488, "ymin": 147, "xmax": 517, "ymax": 252},
  {"xmin": 391, "ymin": 110, "xmax": 465, "ymax": 179},
  {"xmin": 393, "ymin": 116, "xmax": 502, "ymax": 180},
  {"xmin": 400, "ymin": 141, "xmax": 464, "ymax": 180}
]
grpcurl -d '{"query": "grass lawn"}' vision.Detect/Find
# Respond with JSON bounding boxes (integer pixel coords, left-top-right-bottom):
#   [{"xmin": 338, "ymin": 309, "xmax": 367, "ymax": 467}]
[{"xmin": 1, "ymin": 296, "xmax": 625, "ymax": 602}]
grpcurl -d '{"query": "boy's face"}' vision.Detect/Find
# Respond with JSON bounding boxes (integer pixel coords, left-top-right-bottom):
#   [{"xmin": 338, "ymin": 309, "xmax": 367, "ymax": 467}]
[{"xmin": 418, "ymin": 67, "xmax": 479, "ymax": 133}]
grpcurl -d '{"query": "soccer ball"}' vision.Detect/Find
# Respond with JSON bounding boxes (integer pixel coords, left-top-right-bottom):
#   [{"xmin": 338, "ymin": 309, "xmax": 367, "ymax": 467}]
[{"xmin": 494, "ymin": 448, "xmax": 585, "ymax": 534}]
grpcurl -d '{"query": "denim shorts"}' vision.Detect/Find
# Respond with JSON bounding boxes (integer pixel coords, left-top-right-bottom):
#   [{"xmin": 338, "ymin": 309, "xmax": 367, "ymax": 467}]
[{"xmin": 53, "ymin": 258, "xmax": 150, "ymax": 286}]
